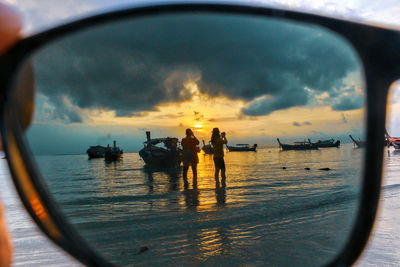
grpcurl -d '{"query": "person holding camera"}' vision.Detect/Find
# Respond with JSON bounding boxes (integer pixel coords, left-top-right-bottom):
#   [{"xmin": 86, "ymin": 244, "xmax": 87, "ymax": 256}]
[
  {"xmin": 181, "ymin": 128, "xmax": 200, "ymax": 189},
  {"xmin": 211, "ymin": 128, "xmax": 228, "ymax": 188}
]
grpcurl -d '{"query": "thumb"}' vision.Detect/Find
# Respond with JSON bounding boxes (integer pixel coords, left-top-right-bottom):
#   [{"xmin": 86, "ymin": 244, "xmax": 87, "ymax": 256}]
[{"xmin": 0, "ymin": 3, "xmax": 22, "ymax": 54}]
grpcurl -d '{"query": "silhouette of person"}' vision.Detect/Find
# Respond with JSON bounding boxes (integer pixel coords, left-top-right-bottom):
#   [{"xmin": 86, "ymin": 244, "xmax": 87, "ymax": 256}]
[
  {"xmin": 181, "ymin": 128, "xmax": 199, "ymax": 189},
  {"xmin": 211, "ymin": 128, "xmax": 227, "ymax": 188}
]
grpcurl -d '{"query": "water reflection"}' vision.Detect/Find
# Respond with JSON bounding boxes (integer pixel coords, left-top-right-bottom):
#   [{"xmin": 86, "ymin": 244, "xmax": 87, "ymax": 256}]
[
  {"xmin": 183, "ymin": 189, "xmax": 200, "ymax": 210},
  {"xmin": 143, "ymin": 166, "xmax": 181, "ymax": 192},
  {"xmin": 216, "ymin": 188, "xmax": 226, "ymax": 207},
  {"xmin": 34, "ymin": 145, "xmax": 362, "ymax": 266},
  {"xmin": 182, "ymin": 171, "xmax": 198, "ymax": 190}
]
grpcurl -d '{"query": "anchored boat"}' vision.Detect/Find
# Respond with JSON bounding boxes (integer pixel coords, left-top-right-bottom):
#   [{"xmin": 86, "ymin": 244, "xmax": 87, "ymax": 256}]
[
  {"xmin": 86, "ymin": 145, "xmax": 106, "ymax": 159},
  {"xmin": 385, "ymin": 130, "xmax": 400, "ymax": 148},
  {"xmin": 105, "ymin": 140, "xmax": 123, "ymax": 161},
  {"xmin": 313, "ymin": 139, "xmax": 340, "ymax": 148},
  {"xmin": 201, "ymin": 140, "xmax": 214, "ymax": 154},
  {"xmin": 227, "ymin": 144, "xmax": 257, "ymax": 152},
  {"xmin": 139, "ymin": 131, "xmax": 182, "ymax": 167},
  {"xmin": 277, "ymin": 138, "xmax": 318, "ymax": 151},
  {"xmin": 349, "ymin": 135, "xmax": 366, "ymax": 148}
]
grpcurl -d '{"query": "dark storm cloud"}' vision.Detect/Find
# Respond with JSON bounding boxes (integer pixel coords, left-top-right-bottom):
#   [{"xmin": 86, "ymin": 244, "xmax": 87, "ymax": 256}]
[
  {"xmin": 49, "ymin": 96, "xmax": 82, "ymax": 123},
  {"xmin": 242, "ymin": 86, "xmax": 310, "ymax": 115},
  {"xmin": 32, "ymin": 14, "xmax": 362, "ymax": 122},
  {"xmin": 332, "ymin": 96, "xmax": 363, "ymax": 111}
]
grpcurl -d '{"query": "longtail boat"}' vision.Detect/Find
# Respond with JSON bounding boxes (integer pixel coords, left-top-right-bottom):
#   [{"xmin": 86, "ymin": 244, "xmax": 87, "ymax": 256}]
[
  {"xmin": 312, "ymin": 139, "xmax": 340, "ymax": 148},
  {"xmin": 201, "ymin": 140, "xmax": 214, "ymax": 154},
  {"xmin": 349, "ymin": 135, "xmax": 366, "ymax": 148},
  {"xmin": 227, "ymin": 144, "xmax": 257, "ymax": 152},
  {"xmin": 385, "ymin": 130, "xmax": 400, "ymax": 149},
  {"xmin": 86, "ymin": 145, "xmax": 106, "ymax": 159},
  {"xmin": 277, "ymin": 138, "xmax": 318, "ymax": 151},
  {"xmin": 139, "ymin": 131, "xmax": 182, "ymax": 167},
  {"xmin": 105, "ymin": 140, "xmax": 123, "ymax": 161}
]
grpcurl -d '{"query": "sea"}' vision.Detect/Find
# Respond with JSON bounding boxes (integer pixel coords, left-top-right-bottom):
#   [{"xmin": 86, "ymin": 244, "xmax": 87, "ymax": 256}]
[{"xmin": 0, "ymin": 143, "xmax": 399, "ymax": 266}]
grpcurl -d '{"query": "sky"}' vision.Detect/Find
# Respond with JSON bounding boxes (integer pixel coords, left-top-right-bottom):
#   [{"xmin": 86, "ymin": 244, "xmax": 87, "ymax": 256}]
[
  {"xmin": 4, "ymin": 0, "xmax": 400, "ymax": 154},
  {"xmin": 4, "ymin": 0, "xmax": 400, "ymax": 33}
]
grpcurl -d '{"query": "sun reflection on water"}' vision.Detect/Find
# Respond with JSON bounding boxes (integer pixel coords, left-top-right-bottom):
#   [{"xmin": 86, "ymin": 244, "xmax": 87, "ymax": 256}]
[{"xmin": 34, "ymin": 144, "xmax": 362, "ymax": 265}]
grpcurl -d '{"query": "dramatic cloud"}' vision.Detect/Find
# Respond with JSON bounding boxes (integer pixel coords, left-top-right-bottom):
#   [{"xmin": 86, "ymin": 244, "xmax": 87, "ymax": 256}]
[
  {"xmin": 50, "ymin": 96, "xmax": 83, "ymax": 123},
  {"xmin": 32, "ymin": 13, "xmax": 363, "ymax": 122},
  {"xmin": 332, "ymin": 96, "xmax": 363, "ymax": 111}
]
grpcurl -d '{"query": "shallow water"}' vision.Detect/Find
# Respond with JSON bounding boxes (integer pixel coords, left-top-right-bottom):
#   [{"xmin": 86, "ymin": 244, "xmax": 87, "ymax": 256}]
[
  {"xmin": 2, "ymin": 146, "xmax": 400, "ymax": 266},
  {"xmin": 30, "ymin": 143, "xmax": 362, "ymax": 266},
  {"xmin": 355, "ymin": 149, "xmax": 400, "ymax": 266}
]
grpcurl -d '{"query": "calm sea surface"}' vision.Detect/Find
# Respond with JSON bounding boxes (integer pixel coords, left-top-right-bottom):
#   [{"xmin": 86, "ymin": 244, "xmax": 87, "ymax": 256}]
[
  {"xmin": 4, "ymin": 144, "xmax": 399, "ymax": 266},
  {"xmin": 31, "ymin": 143, "xmax": 361, "ymax": 266}
]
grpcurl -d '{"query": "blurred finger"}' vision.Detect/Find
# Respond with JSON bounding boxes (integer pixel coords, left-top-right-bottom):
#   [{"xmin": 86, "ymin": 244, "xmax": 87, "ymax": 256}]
[{"xmin": 0, "ymin": 3, "xmax": 22, "ymax": 54}]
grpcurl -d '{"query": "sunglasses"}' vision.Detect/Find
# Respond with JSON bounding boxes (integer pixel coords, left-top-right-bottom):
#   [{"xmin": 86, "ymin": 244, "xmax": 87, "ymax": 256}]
[{"xmin": 1, "ymin": 2, "xmax": 397, "ymax": 266}]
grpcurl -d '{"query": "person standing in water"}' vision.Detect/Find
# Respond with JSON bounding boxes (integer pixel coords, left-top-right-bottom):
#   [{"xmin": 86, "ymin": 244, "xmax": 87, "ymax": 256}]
[
  {"xmin": 181, "ymin": 128, "xmax": 200, "ymax": 189},
  {"xmin": 211, "ymin": 128, "xmax": 228, "ymax": 188}
]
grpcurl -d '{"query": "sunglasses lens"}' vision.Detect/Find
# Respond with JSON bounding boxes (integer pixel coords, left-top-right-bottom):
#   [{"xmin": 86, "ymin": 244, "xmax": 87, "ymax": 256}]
[{"xmin": 16, "ymin": 12, "xmax": 365, "ymax": 265}]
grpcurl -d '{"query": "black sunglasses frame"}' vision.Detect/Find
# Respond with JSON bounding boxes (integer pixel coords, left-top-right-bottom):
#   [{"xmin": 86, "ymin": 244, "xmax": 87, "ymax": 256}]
[{"xmin": 1, "ymin": 2, "xmax": 399, "ymax": 266}]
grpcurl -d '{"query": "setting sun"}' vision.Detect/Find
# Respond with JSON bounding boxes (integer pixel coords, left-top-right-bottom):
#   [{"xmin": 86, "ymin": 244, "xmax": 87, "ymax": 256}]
[{"xmin": 194, "ymin": 124, "xmax": 203, "ymax": 132}]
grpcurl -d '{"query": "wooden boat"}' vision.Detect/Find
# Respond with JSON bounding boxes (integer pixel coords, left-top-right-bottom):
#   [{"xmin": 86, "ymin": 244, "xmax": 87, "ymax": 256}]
[
  {"xmin": 312, "ymin": 139, "xmax": 340, "ymax": 148},
  {"xmin": 349, "ymin": 135, "xmax": 366, "ymax": 148},
  {"xmin": 139, "ymin": 131, "xmax": 182, "ymax": 167},
  {"xmin": 227, "ymin": 144, "xmax": 257, "ymax": 152},
  {"xmin": 105, "ymin": 140, "xmax": 123, "ymax": 161},
  {"xmin": 201, "ymin": 140, "xmax": 214, "ymax": 154},
  {"xmin": 388, "ymin": 138, "xmax": 400, "ymax": 149},
  {"xmin": 86, "ymin": 145, "xmax": 106, "ymax": 159},
  {"xmin": 384, "ymin": 137, "xmax": 392, "ymax": 147},
  {"xmin": 385, "ymin": 130, "xmax": 400, "ymax": 149},
  {"xmin": 277, "ymin": 138, "xmax": 318, "ymax": 151}
]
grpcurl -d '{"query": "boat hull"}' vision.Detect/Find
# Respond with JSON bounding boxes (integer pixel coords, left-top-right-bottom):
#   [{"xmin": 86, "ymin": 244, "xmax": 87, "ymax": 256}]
[
  {"xmin": 315, "ymin": 140, "xmax": 340, "ymax": 148},
  {"xmin": 279, "ymin": 144, "xmax": 318, "ymax": 151},
  {"xmin": 86, "ymin": 146, "xmax": 106, "ymax": 159},
  {"xmin": 387, "ymin": 137, "xmax": 400, "ymax": 149},
  {"xmin": 202, "ymin": 145, "xmax": 214, "ymax": 154},
  {"xmin": 227, "ymin": 146, "xmax": 257, "ymax": 152},
  {"xmin": 105, "ymin": 151, "xmax": 123, "ymax": 161},
  {"xmin": 392, "ymin": 142, "xmax": 400, "ymax": 149},
  {"xmin": 139, "ymin": 146, "xmax": 182, "ymax": 167},
  {"xmin": 277, "ymin": 138, "xmax": 318, "ymax": 151},
  {"xmin": 87, "ymin": 153, "xmax": 104, "ymax": 159},
  {"xmin": 349, "ymin": 135, "xmax": 366, "ymax": 148}
]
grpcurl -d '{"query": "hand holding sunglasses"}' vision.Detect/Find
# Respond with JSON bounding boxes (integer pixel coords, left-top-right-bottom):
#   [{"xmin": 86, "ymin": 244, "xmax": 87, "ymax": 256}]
[{"xmin": 1, "ymin": 2, "xmax": 399, "ymax": 266}]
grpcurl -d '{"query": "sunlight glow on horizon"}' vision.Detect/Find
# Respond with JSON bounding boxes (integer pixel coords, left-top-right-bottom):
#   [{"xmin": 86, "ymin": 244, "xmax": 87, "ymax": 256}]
[{"xmin": 32, "ymin": 80, "xmax": 365, "ymax": 144}]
